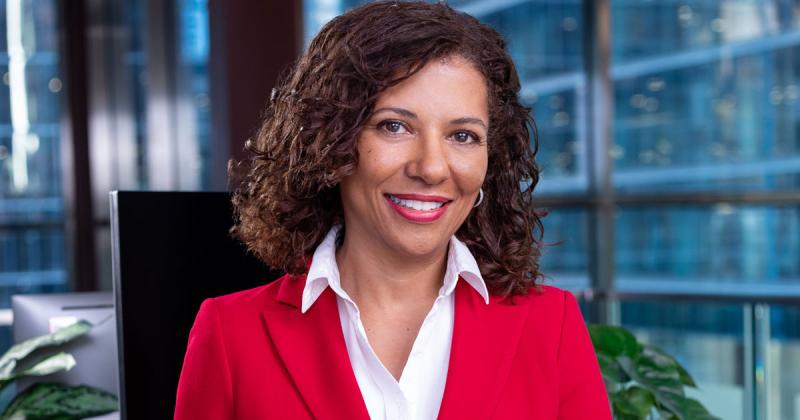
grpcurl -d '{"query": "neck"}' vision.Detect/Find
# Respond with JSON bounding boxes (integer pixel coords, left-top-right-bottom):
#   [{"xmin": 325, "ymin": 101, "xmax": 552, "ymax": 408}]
[{"xmin": 335, "ymin": 226, "xmax": 447, "ymax": 311}]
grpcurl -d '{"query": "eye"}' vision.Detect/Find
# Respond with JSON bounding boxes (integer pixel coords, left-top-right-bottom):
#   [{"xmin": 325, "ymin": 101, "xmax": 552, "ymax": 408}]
[
  {"xmin": 451, "ymin": 130, "xmax": 482, "ymax": 144},
  {"xmin": 376, "ymin": 120, "xmax": 410, "ymax": 135}
]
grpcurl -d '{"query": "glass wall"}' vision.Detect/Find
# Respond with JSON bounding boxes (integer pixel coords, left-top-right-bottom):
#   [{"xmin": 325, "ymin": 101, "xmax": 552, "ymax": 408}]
[
  {"xmin": 769, "ymin": 304, "xmax": 800, "ymax": 420},
  {"xmin": 620, "ymin": 300, "xmax": 747, "ymax": 420},
  {"xmin": 87, "ymin": 0, "xmax": 212, "ymax": 289},
  {"xmin": 0, "ymin": 0, "xmax": 212, "ymax": 349},
  {"xmin": 305, "ymin": 1, "xmax": 800, "ymax": 418},
  {"xmin": 0, "ymin": 0, "xmax": 68, "ymax": 351},
  {"xmin": 616, "ymin": 205, "xmax": 800, "ymax": 294},
  {"xmin": 0, "ymin": 0, "xmax": 68, "ymax": 311},
  {"xmin": 473, "ymin": 0, "xmax": 587, "ymax": 195},
  {"xmin": 613, "ymin": 0, "xmax": 800, "ymax": 193},
  {"xmin": 609, "ymin": 2, "xmax": 800, "ymax": 415}
]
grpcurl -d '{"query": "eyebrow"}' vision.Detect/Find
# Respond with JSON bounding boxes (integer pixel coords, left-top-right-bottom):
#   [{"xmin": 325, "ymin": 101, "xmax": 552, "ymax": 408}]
[{"xmin": 372, "ymin": 107, "xmax": 488, "ymax": 129}]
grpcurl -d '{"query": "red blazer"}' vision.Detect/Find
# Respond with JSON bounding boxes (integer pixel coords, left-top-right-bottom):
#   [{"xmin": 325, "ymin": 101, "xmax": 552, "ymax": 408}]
[{"xmin": 175, "ymin": 273, "xmax": 611, "ymax": 419}]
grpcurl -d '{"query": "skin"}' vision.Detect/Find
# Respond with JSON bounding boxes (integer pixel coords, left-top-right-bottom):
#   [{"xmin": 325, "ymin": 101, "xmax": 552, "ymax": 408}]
[{"xmin": 336, "ymin": 55, "xmax": 489, "ymax": 380}]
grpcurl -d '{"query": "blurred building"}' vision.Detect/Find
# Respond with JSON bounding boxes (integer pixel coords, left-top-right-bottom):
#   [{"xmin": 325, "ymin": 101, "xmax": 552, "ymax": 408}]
[
  {"xmin": 0, "ymin": 0, "xmax": 211, "ymax": 327},
  {"xmin": 0, "ymin": 1, "xmax": 68, "ymax": 307}
]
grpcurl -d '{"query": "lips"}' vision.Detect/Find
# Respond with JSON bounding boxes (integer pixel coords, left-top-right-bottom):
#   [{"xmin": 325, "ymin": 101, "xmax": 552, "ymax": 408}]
[{"xmin": 384, "ymin": 193, "xmax": 452, "ymax": 223}]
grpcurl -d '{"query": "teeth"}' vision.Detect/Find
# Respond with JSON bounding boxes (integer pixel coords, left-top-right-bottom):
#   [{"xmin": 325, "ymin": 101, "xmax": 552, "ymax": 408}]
[{"xmin": 388, "ymin": 195, "xmax": 445, "ymax": 211}]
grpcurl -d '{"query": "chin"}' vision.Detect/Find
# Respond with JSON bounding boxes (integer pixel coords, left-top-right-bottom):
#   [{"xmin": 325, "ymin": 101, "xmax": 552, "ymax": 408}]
[{"xmin": 382, "ymin": 227, "xmax": 451, "ymax": 258}]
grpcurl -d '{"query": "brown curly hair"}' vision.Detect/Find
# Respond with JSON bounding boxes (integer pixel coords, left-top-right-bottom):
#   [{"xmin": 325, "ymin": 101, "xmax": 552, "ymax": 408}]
[{"xmin": 230, "ymin": 0, "xmax": 545, "ymax": 298}]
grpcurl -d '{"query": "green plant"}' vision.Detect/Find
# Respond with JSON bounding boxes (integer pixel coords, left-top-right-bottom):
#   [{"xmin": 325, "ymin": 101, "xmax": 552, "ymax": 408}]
[
  {"xmin": 0, "ymin": 320, "xmax": 117, "ymax": 419},
  {"xmin": 589, "ymin": 324, "xmax": 719, "ymax": 420}
]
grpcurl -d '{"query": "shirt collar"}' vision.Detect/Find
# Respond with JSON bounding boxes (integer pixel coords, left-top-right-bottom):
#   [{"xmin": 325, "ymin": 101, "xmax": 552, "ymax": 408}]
[{"xmin": 301, "ymin": 225, "xmax": 490, "ymax": 313}]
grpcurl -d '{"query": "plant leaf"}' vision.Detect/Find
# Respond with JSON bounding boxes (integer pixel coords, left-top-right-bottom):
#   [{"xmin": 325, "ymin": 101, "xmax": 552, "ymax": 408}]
[
  {"xmin": 643, "ymin": 344, "xmax": 697, "ymax": 388},
  {"xmin": 593, "ymin": 325, "xmax": 716, "ymax": 420},
  {"xmin": 588, "ymin": 324, "xmax": 640, "ymax": 358},
  {"xmin": 18, "ymin": 352, "xmax": 77, "ymax": 378},
  {"xmin": 611, "ymin": 397, "xmax": 643, "ymax": 420},
  {"xmin": 655, "ymin": 404, "xmax": 680, "ymax": 420},
  {"xmin": 618, "ymin": 355, "xmax": 685, "ymax": 418},
  {"xmin": 635, "ymin": 350, "xmax": 685, "ymax": 395},
  {"xmin": 611, "ymin": 386, "xmax": 654, "ymax": 418},
  {"xmin": 2, "ymin": 382, "xmax": 118, "ymax": 419},
  {"xmin": 658, "ymin": 394, "xmax": 720, "ymax": 420},
  {"xmin": 624, "ymin": 386, "xmax": 656, "ymax": 417},
  {"xmin": 597, "ymin": 353, "xmax": 630, "ymax": 383},
  {"xmin": 0, "ymin": 321, "xmax": 92, "ymax": 380},
  {"xmin": 0, "ymin": 353, "xmax": 77, "ymax": 394}
]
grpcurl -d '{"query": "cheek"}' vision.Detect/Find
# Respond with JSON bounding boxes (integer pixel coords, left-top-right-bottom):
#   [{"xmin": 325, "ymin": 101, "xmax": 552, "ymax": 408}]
[
  {"xmin": 353, "ymin": 138, "xmax": 407, "ymax": 184},
  {"xmin": 451, "ymin": 150, "xmax": 488, "ymax": 190},
  {"xmin": 342, "ymin": 140, "xmax": 398, "ymax": 199}
]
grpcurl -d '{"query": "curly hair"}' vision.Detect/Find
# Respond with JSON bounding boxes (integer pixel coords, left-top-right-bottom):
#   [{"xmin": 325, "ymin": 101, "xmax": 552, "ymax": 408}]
[{"xmin": 230, "ymin": 0, "xmax": 545, "ymax": 298}]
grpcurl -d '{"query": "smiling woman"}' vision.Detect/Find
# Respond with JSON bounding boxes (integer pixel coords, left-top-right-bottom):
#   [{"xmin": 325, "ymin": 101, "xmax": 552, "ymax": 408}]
[
  {"xmin": 175, "ymin": 1, "xmax": 611, "ymax": 419},
  {"xmin": 339, "ymin": 56, "xmax": 488, "ymax": 264}
]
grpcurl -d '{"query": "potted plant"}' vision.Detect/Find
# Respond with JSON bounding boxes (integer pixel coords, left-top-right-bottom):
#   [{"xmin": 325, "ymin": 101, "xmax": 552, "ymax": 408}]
[
  {"xmin": 589, "ymin": 324, "xmax": 719, "ymax": 420},
  {"xmin": 0, "ymin": 320, "xmax": 117, "ymax": 419}
]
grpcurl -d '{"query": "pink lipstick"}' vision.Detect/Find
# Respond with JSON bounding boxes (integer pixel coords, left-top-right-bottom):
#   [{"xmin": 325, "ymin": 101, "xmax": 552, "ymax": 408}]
[{"xmin": 384, "ymin": 193, "xmax": 451, "ymax": 223}]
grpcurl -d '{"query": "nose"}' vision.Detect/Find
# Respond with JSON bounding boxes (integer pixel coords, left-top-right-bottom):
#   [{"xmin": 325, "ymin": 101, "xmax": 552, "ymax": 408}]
[{"xmin": 406, "ymin": 130, "xmax": 449, "ymax": 185}]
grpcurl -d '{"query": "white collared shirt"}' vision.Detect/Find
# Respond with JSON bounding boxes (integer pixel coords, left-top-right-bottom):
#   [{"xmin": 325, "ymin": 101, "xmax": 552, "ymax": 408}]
[{"xmin": 302, "ymin": 225, "xmax": 489, "ymax": 420}]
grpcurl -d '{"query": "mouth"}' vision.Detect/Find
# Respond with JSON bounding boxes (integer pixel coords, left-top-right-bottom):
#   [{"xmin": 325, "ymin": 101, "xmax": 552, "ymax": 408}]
[{"xmin": 384, "ymin": 193, "xmax": 452, "ymax": 223}]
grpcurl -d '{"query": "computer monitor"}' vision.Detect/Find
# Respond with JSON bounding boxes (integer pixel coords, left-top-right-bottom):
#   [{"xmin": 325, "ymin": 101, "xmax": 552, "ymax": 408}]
[
  {"xmin": 12, "ymin": 291, "xmax": 119, "ymax": 396},
  {"xmin": 110, "ymin": 191, "xmax": 279, "ymax": 420}
]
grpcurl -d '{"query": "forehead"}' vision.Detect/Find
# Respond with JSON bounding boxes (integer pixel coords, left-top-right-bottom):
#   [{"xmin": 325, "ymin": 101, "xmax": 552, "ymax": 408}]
[{"xmin": 374, "ymin": 56, "xmax": 489, "ymax": 118}]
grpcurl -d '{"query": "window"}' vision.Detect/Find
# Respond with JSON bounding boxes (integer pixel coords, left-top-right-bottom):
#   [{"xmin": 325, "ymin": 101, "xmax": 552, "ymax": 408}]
[
  {"xmin": 0, "ymin": 0, "xmax": 68, "ymax": 348},
  {"xmin": 0, "ymin": 0, "xmax": 212, "ymax": 349}
]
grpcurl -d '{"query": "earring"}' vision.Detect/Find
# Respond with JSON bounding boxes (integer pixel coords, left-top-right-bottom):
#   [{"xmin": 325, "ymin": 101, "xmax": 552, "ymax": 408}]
[{"xmin": 473, "ymin": 188, "xmax": 484, "ymax": 208}]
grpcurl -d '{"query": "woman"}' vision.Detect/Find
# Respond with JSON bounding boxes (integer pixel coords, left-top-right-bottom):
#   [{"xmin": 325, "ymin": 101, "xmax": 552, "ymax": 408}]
[{"xmin": 175, "ymin": 1, "xmax": 611, "ymax": 419}]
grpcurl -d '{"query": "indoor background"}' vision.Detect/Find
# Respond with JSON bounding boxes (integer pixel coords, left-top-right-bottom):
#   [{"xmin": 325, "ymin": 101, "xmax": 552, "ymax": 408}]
[{"xmin": 0, "ymin": 0, "xmax": 798, "ymax": 419}]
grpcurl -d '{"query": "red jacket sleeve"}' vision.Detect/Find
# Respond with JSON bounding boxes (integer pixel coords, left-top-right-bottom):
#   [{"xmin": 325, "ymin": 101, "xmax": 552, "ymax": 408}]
[
  {"xmin": 557, "ymin": 292, "xmax": 612, "ymax": 419},
  {"xmin": 174, "ymin": 298, "xmax": 233, "ymax": 420}
]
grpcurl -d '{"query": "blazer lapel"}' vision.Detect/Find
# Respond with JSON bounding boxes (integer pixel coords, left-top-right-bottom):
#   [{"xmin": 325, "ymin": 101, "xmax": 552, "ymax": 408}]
[
  {"xmin": 437, "ymin": 279, "xmax": 531, "ymax": 419},
  {"xmin": 261, "ymin": 274, "xmax": 370, "ymax": 420}
]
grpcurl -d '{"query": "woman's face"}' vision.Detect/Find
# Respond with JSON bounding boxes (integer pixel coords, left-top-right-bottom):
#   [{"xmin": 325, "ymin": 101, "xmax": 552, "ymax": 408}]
[{"xmin": 339, "ymin": 55, "xmax": 489, "ymax": 259}]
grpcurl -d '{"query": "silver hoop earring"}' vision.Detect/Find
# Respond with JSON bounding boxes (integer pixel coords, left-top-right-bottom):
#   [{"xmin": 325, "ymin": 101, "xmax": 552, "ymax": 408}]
[{"xmin": 473, "ymin": 188, "xmax": 484, "ymax": 208}]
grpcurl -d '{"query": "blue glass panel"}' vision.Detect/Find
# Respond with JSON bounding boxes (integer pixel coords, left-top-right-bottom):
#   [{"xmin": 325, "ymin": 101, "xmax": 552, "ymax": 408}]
[
  {"xmin": 539, "ymin": 208, "xmax": 589, "ymax": 290},
  {"xmin": 620, "ymin": 300, "xmax": 745, "ymax": 420},
  {"xmin": 178, "ymin": 0, "xmax": 211, "ymax": 188},
  {"xmin": 0, "ymin": 225, "xmax": 68, "ymax": 306},
  {"xmin": 614, "ymin": 1, "xmax": 800, "ymax": 64},
  {"xmin": 476, "ymin": 0, "xmax": 582, "ymax": 79},
  {"xmin": 0, "ymin": 0, "xmax": 67, "ymax": 305},
  {"xmin": 449, "ymin": 1, "xmax": 587, "ymax": 194},
  {"xmin": 613, "ymin": 0, "xmax": 800, "ymax": 192},
  {"xmin": 123, "ymin": 0, "xmax": 148, "ymax": 190},
  {"xmin": 616, "ymin": 205, "xmax": 800, "ymax": 294},
  {"xmin": 768, "ymin": 304, "xmax": 800, "ymax": 419},
  {"xmin": 530, "ymin": 89, "xmax": 586, "ymax": 194},
  {"xmin": 0, "ymin": 327, "xmax": 11, "ymax": 369}
]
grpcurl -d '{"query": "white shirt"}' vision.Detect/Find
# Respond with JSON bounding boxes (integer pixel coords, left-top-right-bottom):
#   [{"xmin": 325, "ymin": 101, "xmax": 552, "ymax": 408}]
[{"xmin": 301, "ymin": 225, "xmax": 490, "ymax": 420}]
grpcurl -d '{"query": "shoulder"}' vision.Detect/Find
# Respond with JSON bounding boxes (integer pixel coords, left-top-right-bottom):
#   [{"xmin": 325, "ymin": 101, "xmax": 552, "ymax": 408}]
[
  {"xmin": 203, "ymin": 273, "xmax": 295, "ymax": 318},
  {"xmin": 490, "ymin": 283, "xmax": 576, "ymax": 313},
  {"xmin": 488, "ymin": 283, "xmax": 585, "ymax": 337}
]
